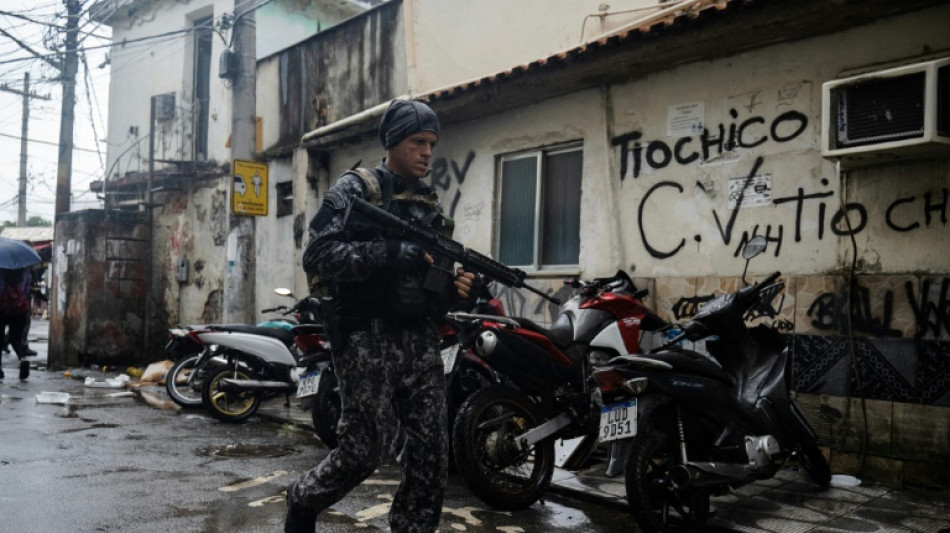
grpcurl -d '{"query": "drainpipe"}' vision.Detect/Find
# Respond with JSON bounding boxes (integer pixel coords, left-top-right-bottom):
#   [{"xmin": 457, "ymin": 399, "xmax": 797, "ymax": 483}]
[{"xmin": 300, "ymin": 95, "xmax": 408, "ymax": 146}]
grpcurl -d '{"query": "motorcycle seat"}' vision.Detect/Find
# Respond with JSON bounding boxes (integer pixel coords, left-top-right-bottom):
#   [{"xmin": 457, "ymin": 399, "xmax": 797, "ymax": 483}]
[
  {"xmin": 511, "ymin": 317, "xmax": 573, "ymax": 350},
  {"xmin": 207, "ymin": 324, "xmax": 297, "ymax": 345},
  {"xmin": 649, "ymin": 349, "xmax": 736, "ymax": 387}
]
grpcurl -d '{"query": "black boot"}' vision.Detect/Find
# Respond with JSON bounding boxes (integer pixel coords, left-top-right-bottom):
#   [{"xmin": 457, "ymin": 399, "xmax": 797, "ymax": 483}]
[
  {"xmin": 284, "ymin": 505, "xmax": 317, "ymax": 533},
  {"xmin": 19, "ymin": 359, "xmax": 29, "ymax": 380}
]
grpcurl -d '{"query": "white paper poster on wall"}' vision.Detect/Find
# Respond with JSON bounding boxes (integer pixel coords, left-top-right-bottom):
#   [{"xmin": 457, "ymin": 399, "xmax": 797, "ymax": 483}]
[
  {"xmin": 728, "ymin": 172, "xmax": 772, "ymax": 208},
  {"xmin": 667, "ymin": 102, "xmax": 705, "ymax": 138}
]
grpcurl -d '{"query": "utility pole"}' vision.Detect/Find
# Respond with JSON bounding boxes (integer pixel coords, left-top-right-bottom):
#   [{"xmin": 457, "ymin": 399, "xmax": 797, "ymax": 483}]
[
  {"xmin": 0, "ymin": 72, "xmax": 51, "ymax": 225},
  {"xmin": 224, "ymin": 0, "xmax": 257, "ymax": 324},
  {"xmin": 55, "ymin": 0, "xmax": 81, "ymax": 216}
]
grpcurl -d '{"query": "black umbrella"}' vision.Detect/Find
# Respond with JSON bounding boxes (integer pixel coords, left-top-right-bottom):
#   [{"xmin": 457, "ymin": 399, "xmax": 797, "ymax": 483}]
[{"xmin": 0, "ymin": 236, "xmax": 43, "ymax": 269}]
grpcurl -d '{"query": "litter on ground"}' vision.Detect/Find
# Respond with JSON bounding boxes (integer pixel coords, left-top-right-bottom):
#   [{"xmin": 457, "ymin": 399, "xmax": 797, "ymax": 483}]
[
  {"xmin": 36, "ymin": 392, "xmax": 71, "ymax": 404},
  {"xmin": 83, "ymin": 374, "xmax": 131, "ymax": 388}
]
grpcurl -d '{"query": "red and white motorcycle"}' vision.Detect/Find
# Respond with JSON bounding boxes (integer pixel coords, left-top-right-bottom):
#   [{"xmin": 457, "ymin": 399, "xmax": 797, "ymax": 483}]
[{"xmin": 449, "ymin": 270, "xmax": 667, "ymax": 510}]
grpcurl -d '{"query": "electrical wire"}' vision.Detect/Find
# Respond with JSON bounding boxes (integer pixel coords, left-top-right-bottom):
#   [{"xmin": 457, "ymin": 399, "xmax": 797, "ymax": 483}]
[
  {"xmin": 79, "ymin": 48, "xmax": 105, "ymax": 170},
  {"xmin": 835, "ymin": 160, "xmax": 870, "ymax": 475}
]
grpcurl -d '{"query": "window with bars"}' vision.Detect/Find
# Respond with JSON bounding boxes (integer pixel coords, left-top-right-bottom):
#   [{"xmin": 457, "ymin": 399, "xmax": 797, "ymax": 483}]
[{"xmin": 496, "ymin": 144, "xmax": 582, "ymax": 271}]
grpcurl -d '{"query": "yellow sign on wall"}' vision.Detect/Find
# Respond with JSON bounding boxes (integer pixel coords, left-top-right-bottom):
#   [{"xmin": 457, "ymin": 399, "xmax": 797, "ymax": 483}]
[{"xmin": 231, "ymin": 159, "xmax": 268, "ymax": 216}]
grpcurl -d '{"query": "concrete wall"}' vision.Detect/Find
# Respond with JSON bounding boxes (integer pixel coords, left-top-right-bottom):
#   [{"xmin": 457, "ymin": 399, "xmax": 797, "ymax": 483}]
[
  {"xmin": 150, "ymin": 179, "xmax": 229, "ymax": 327},
  {"xmin": 257, "ymin": 0, "xmax": 367, "ymax": 58},
  {"xmin": 49, "ymin": 210, "xmax": 150, "ymax": 367},
  {"xmin": 101, "ymin": 0, "xmax": 232, "ymax": 177},
  {"xmin": 407, "ymin": 0, "xmax": 664, "ymax": 93},
  {"xmin": 257, "ymin": 1, "xmax": 407, "ymax": 150},
  {"xmin": 254, "ymin": 157, "xmax": 299, "ymax": 313}
]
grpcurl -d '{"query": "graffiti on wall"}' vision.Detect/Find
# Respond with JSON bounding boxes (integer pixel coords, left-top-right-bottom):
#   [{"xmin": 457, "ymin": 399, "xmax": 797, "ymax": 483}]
[
  {"xmin": 662, "ymin": 276, "xmax": 950, "ymax": 341},
  {"xmin": 911, "ymin": 277, "xmax": 950, "ymax": 339},
  {"xmin": 670, "ymin": 281, "xmax": 794, "ymax": 332},
  {"xmin": 806, "ymin": 282, "xmax": 903, "ymax": 338},
  {"xmin": 614, "ymin": 106, "xmax": 949, "ymax": 260},
  {"xmin": 492, "ymin": 282, "xmax": 571, "ymax": 323},
  {"xmin": 805, "ymin": 277, "xmax": 950, "ymax": 340},
  {"xmin": 612, "ymin": 109, "xmax": 809, "ymax": 181},
  {"xmin": 430, "ymin": 150, "xmax": 476, "ymax": 219}
]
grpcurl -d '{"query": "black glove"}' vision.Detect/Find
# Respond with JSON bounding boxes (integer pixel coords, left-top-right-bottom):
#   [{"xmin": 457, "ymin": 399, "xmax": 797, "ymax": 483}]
[{"xmin": 386, "ymin": 240, "xmax": 427, "ymax": 272}]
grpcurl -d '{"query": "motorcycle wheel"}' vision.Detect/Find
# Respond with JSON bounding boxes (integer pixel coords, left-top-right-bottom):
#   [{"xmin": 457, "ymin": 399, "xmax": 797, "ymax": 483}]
[
  {"xmin": 446, "ymin": 357, "xmax": 496, "ymax": 430},
  {"xmin": 451, "ymin": 386, "xmax": 554, "ymax": 511},
  {"xmin": 201, "ymin": 366, "xmax": 262, "ymax": 423},
  {"xmin": 625, "ymin": 431, "xmax": 710, "ymax": 533},
  {"xmin": 797, "ymin": 440, "xmax": 832, "ymax": 488},
  {"xmin": 789, "ymin": 403, "xmax": 831, "ymax": 487},
  {"xmin": 165, "ymin": 354, "xmax": 203, "ymax": 408},
  {"xmin": 310, "ymin": 368, "xmax": 340, "ymax": 449}
]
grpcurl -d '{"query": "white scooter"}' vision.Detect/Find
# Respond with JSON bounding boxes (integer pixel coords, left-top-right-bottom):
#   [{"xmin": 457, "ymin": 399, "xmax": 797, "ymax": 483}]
[{"xmin": 190, "ymin": 289, "xmax": 332, "ymax": 423}]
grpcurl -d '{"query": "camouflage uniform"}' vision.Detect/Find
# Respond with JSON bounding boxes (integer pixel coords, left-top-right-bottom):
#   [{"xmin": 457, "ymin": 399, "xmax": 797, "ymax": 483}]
[{"xmin": 289, "ymin": 163, "xmax": 449, "ymax": 533}]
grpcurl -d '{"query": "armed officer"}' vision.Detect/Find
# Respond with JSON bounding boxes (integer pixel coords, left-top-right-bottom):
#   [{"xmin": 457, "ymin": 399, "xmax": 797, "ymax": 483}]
[{"xmin": 286, "ymin": 99, "xmax": 474, "ymax": 533}]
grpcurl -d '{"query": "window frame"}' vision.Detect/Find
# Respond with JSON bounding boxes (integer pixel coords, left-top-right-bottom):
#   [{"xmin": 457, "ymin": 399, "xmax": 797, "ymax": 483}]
[{"xmin": 494, "ymin": 142, "xmax": 583, "ymax": 274}]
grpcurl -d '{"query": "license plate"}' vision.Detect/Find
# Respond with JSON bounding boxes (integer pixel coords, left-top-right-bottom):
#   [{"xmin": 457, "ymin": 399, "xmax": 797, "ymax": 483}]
[
  {"xmin": 441, "ymin": 344, "xmax": 460, "ymax": 374},
  {"xmin": 296, "ymin": 371, "xmax": 321, "ymax": 398},
  {"xmin": 599, "ymin": 398, "xmax": 637, "ymax": 443}
]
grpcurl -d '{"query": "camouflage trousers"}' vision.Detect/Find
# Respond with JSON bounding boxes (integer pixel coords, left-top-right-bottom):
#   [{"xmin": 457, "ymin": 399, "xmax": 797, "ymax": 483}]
[{"xmin": 288, "ymin": 319, "xmax": 448, "ymax": 533}]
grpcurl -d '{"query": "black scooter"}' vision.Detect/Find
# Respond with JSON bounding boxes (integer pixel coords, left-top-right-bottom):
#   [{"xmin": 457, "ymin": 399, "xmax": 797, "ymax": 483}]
[{"xmin": 592, "ymin": 236, "xmax": 830, "ymax": 533}]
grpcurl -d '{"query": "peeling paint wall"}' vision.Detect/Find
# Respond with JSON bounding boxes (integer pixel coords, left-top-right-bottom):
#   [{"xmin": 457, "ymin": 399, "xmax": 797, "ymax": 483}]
[
  {"xmin": 257, "ymin": 1, "xmax": 406, "ymax": 150},
  {"xmin": 49, "ymin": 211, "xmax": 150, "ymax": 367},
  {"xmin": 151, "ymin": 178, "xmax": 229, "ymax": 326}
]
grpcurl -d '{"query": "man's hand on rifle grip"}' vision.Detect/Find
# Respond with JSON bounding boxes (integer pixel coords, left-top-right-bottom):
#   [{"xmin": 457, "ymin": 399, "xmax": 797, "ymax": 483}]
[{"xmin": 455, "ymin": 267, "xmax": 475, "ymax": 298}]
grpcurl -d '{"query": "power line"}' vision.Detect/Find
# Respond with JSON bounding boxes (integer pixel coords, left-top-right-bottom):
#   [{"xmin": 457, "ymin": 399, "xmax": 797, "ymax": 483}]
[{"xmin": 0, "ymin": 130, "xmax": 100, "ymax": 153}]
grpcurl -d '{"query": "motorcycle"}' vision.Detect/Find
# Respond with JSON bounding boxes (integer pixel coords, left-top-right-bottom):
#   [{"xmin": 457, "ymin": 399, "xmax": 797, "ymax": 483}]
[
  {"xmin": 186, "ymin": 290, "xmax": 332, "ymax": 422},
  {"xmin": 164, "ymin": 292, "xmax": 301, "ymax": 409},
  {"xmin": 164, "ymin": 326, "xmax": 214, "ymax": 408},
  {"xmin": 449, "ymin": 269, "xmax": 666, "ymax": 510},
  {"xmin": 309, "ymin": 275, "xmax": 506, "ymax": 450},
  {"xmin": 593, "ymin": 235, "xmax": 830, "ymax": 532}
]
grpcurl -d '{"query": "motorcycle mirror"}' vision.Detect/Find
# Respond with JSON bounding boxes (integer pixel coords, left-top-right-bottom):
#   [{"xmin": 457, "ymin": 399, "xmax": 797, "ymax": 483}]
[
  {"xmin": 274, "ymin": 287, "xmax": 294, "ymax": 298},
  {"xmin": 742, "ymin": 236, "xmax": 768, "ymax": 260},
  {"xmin": 740, "ymin": 236, "xmax": 768, "ymax": 285}
]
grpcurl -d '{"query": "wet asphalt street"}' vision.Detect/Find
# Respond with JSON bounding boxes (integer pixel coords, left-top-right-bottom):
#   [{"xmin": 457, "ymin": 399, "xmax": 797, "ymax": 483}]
[
  {"xmin": 0, "ymin": 339, "xmax": 637, "ymax": 533},
  {"xmin": 5, "ymin": 320, "xmax": 950, "ymax": 532}
]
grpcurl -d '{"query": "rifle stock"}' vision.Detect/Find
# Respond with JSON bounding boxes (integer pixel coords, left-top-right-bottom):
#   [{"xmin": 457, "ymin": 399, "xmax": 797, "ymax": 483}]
[{"xmin": 345, "ymin": 198, "xmax": 561, "ymax": 305}]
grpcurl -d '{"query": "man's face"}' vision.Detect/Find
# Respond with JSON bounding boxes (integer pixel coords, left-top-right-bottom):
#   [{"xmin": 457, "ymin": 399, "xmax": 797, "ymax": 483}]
[{"xmin": 386, "ymin": 131, "xmax": 438, "ymax": 179}]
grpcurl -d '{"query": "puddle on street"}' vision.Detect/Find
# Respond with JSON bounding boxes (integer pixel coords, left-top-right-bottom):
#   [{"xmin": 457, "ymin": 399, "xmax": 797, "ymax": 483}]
[{"xmin": 196, "ymin": 443, "xmax": 298, "ymax": 458}]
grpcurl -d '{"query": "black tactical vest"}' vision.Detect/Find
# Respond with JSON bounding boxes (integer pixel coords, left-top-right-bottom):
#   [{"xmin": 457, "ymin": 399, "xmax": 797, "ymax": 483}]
[{"xmin": 334, "ymin": 167, "xmax": 453, "ymax": 322}]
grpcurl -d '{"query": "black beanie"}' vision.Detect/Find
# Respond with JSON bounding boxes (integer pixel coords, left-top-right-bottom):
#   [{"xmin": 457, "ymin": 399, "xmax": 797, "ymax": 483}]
[{"xmin": 378, "ymin": 99, "xmax": 441, "ymax": 149}]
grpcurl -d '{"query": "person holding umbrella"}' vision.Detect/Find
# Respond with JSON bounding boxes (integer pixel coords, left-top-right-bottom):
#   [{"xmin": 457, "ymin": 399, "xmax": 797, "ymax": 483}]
[{"xmin": 0, "ymin": 237, "xmax": 42, "ymax": 380}]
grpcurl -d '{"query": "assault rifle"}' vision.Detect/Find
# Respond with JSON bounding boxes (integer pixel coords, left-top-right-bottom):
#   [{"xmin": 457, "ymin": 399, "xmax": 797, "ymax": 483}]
[{"xmin": 344, "ymin": 198, "xmax": 561, "ymax": 305}]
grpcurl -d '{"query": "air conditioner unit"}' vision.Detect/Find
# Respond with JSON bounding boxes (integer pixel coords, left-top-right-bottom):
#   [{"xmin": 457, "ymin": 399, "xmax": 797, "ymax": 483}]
[{"xmin": 822, "ymin": 57, "xmax": 950, "ymax": 168}]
